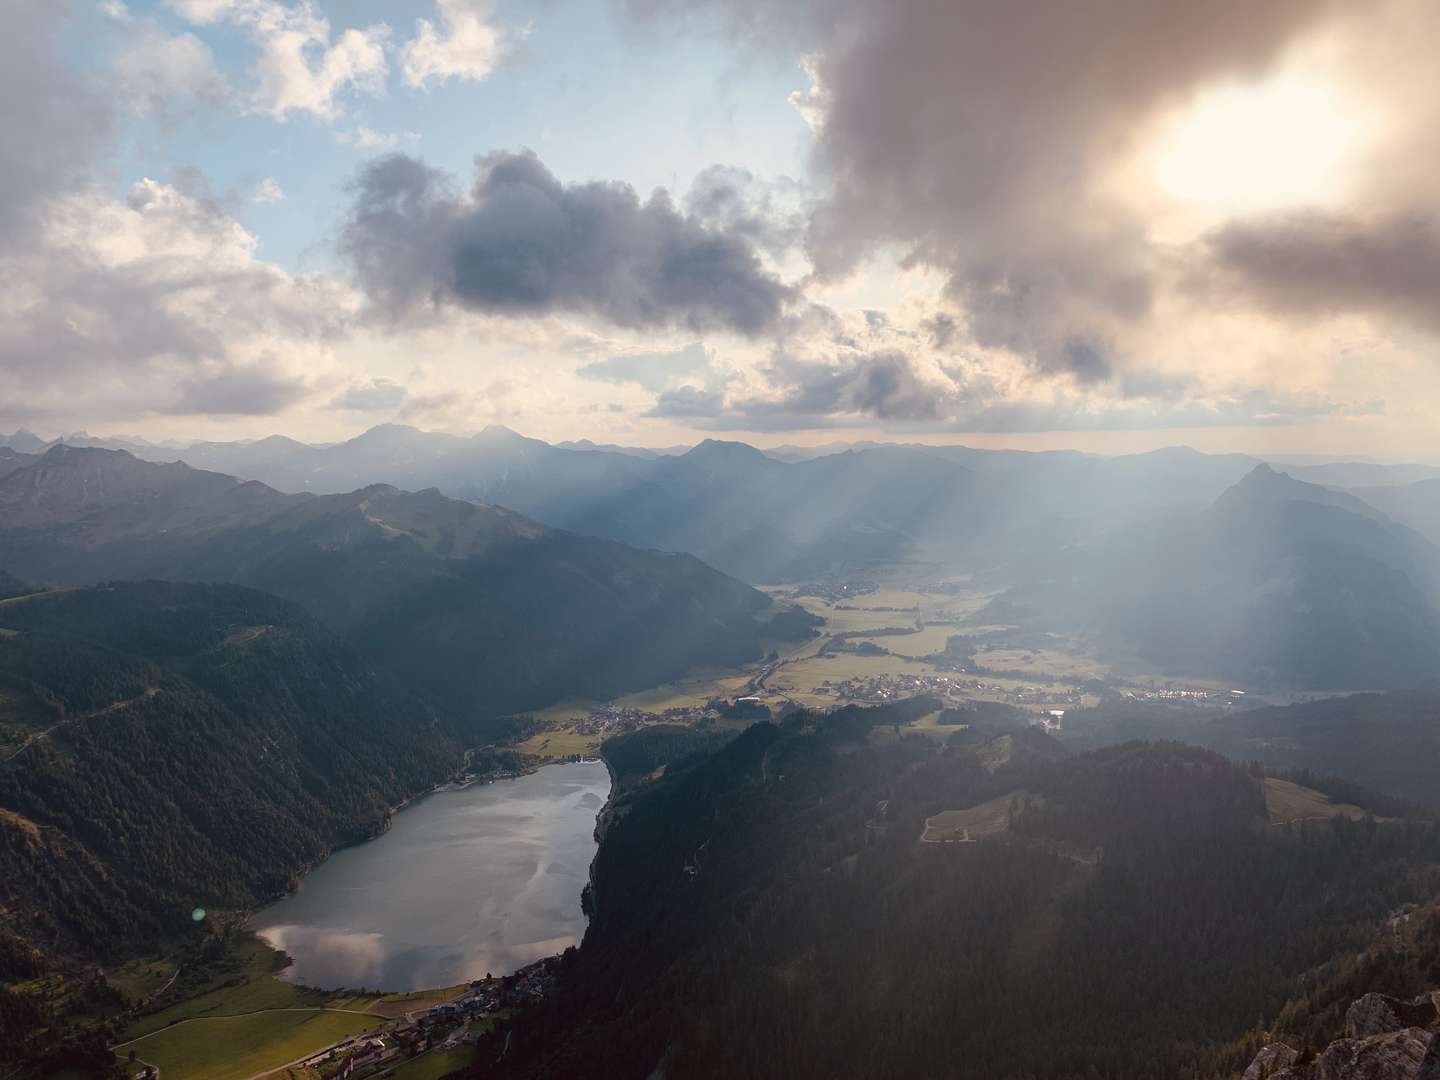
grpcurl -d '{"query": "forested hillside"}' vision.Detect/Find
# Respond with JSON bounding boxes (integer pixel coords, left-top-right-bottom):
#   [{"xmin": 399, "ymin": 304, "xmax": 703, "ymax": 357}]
[
  {"xmin": 477, "ymin": 706, "xmax": 1440, "ymax": 1079},
  {"xmin": 1062, "ymin": 690, "xmax": 1440, "ymax": 806},
  {"xmin": 0, "ymin": 446, "xmax": 811, "ymax": 719},
  {"xmin": 0, "ymin": 583, "xmax": 464, "ymax": 996}
]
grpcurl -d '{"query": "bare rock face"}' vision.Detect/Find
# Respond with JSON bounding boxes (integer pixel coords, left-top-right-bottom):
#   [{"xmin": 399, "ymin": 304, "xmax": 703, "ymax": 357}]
[
  {"xmin": 1348, "ymin": 995, "xmax": 1440, "ymax": 1041},
  {"xmin": 1243, "ymin": 990, "xmax": 1439, "ymax": 1079},
  {"xmin": 1310, "ymin": 1028, "xmax": 1437, "ymax": 1079},
  {"xmin": 1243, "ymin": 1043, "xmax": 1299, "ymax": 1079}
]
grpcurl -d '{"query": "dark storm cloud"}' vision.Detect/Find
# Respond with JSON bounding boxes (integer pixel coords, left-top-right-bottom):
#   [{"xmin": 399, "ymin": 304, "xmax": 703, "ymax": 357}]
[
  {"xmin": 341, "ymin": 150, "xmax": 793, "ymax": 335},
  {"xmin": 1204, "ymin": 210, "xmax": 1440, "ymax": 334}
]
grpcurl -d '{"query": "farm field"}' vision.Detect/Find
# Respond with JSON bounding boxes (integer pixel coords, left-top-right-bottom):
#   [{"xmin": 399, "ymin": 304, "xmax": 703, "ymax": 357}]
[
  {"xmin": 363, "ymin": 985, "xmax": 469, "ymax": 1020},
  {"xmin": 121, "ymin": 939, "xmax": 340, "ymax": 1041},
  {"xmin": 1263, "ymin": 778, "xmax": 1373, "ymax": 825},
  {"xmin": 792, "ymin": 602, "xmax": 916, "ymax": 633},
  {"xmin": 768, "ymin": 651, "xmax": 936, "ymax": 692},
  {"xmin": 841, "ymin": 589, "xmax": 934, "ymax": 610},
  {"xmin": 976, "ymin": 646, "xmax": 1108, "ymax": 680},
  {"xmin": 854, "ymin": 624, "xmax": 962, "ymax": 657},
  {"xmin": 108, "ymin": 959, "xmax": 179, "ymax": 1004},
  {"xmin": 389, "ymin": 1046, "xmax": 481, "ymax": 1079},
  {"xmin": 512, "ymin": 728, "xmax": 601, "ymax": 759},
  {"xmin": 902, "ymin": 709, "xmax": 963, "ymax": 738},
  {"xmin": 611, "ymin": 672, "xmax": 754, "ymax": 712},
  {"xmin": 119, "ymin": 1008, "xmax": 382, "ymax": 1080},
  {"xmin": 922, "ymin": 791, "xmax": 1028, "ymax": 843}
]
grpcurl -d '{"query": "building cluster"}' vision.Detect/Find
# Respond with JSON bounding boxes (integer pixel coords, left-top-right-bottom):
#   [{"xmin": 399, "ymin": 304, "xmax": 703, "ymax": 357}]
[
  {"xmin": 788, "ymin": 581, "xmax": 879, "ymax": 604},
  {"xmin": 810, "ymin": 673, "xmax": 1083, "ymax": 712},
  {"xmin": 291, "ymin": 961, "xmax": 563, "ymax": 1080},
  {"xmin": 570, "ymin": 700, "xmax": 720, "ymax": 738},
  {"xmin": 1120, "ymin": 686, "xmax": 1245, "ymax": 704}
]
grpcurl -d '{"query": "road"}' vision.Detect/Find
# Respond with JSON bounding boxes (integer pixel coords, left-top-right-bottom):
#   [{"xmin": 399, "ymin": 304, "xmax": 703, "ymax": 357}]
[{"xmin": 2, "ymin": 687, "xmax": 158, "ymax": 763}]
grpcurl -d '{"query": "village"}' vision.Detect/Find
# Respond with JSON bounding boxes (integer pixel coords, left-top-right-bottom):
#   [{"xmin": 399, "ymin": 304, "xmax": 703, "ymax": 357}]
[{"xmin": 284, "ymin": 961, "xmax": 558, "ymax": 1080}]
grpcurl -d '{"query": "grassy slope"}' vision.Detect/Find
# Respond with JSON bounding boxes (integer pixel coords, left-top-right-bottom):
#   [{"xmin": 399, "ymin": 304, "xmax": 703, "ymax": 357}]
[
  {"xmin": 120, "ymin": 1010, "xmax": 381, "ymax": 1080},
  {"xmin": 1263, "ymin": 777, "xmax": 1372, "ymax": 825}
]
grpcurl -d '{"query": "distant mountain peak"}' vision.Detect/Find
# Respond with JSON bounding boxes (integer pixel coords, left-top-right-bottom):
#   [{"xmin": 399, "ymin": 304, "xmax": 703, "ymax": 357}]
[
  {"xmin": 1222, "ymin": 462, "xmax": 1321, "ymax": 500},
  {"xmin": 39, "ymin": 442, "xmax": 129, "ymax": 463},
  {"xmin": 1214, "ymin": 462, "xmax": 1393, "ymax": 524},
  {"xmin": 1, "ymin": 430, "xmax": 57, "ymax": 453},
  {"xmin": 684, "ymin": 439, "xmax": 772, "ymax": 463},
  {"xmin": 477, "ymin": 423, "xmax": 521, "ymax": 439},
  {"xmin": 353, "ymin": 422, "xmax": 425, "ymax": 442}
]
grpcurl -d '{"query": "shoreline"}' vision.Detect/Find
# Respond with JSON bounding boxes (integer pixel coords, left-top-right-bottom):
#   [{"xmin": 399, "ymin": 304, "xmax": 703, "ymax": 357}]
[{"xmin": 249, "ymin": 756, "xmax": 613, "ymax": 997}]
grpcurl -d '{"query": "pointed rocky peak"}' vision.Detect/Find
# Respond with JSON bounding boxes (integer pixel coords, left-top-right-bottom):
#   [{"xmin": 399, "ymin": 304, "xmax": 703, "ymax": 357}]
[
  {"xmin": 4, "ymin": 430, "xmax": 45, "ymax": 453},
  {"xmin": 1214, "ymin": 462, "xmax": 1388, "ymax": 522}
]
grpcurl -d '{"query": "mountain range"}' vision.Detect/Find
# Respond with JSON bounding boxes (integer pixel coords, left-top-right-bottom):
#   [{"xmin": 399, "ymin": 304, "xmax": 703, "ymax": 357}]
[
  {"xmin": 0, "ymin": 426, "xmax": 1286, "ymax": 581},
  {"xmin": 6, "ymin": 426, "xmax": 1440, "ymax": 691},
  {"xmin": 0, "ymin": 445, "xmax": 810, "ymax": 719}
]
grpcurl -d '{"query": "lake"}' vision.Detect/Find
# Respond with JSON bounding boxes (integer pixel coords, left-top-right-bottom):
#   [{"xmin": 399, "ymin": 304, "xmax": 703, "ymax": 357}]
[{"xmin": 251, "ymin": 760, "xmax": 610, "ymax": 991}]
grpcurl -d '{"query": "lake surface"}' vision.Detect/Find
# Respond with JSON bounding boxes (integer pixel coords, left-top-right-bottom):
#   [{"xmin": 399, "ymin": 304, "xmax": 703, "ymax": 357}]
[{"xmin": 251, "ymin": 760, "xmax": 610, "ymax": 991}]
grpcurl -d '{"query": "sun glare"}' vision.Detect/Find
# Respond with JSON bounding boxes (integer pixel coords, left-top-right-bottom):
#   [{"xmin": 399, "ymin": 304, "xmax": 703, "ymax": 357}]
[{"xmin": 1150, "ymin": 74, "xmax": 1379, "ymax": 215}]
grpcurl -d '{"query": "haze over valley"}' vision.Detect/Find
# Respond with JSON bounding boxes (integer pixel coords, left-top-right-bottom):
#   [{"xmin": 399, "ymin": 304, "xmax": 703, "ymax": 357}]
[{"xmin": 7, "ymin": 1, "xmax": 1440, "ymax": 1078}]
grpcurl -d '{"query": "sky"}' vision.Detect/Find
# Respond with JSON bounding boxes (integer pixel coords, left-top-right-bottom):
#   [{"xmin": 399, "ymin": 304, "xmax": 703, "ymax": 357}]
[{"xmin": 4, "ymin": 0, "xmax": 1440, "ymax": 458}]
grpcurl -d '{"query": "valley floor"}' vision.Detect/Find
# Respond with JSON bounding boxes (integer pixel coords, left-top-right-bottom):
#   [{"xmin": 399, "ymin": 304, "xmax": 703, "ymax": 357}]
[{"xmin": 498, "ymin": 576, "xmax": 1326, "ymax": 761}]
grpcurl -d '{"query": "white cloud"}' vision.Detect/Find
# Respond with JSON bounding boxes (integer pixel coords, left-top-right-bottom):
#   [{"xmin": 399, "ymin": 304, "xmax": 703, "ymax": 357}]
[
  {"xmin": 114, "ymin": 23, "xmax": 231, "ymax": 115},
  {"xmin": 252, "ymin": 177, "xmax": 285, "ymax": 203},
  {"xmin": 401, "ymin": 0, "xmax": 504, "ymax": 89},
  {"xmin": 168, "ymin": 0, "xmax": 389, "ymax": 120},
  {"xmin": 0, "ymin": 174, "xmax": 358, "ymax": 425},
  {"xmin": 337, "ymin": 126, "xmax": 421, "ymax": 151}
]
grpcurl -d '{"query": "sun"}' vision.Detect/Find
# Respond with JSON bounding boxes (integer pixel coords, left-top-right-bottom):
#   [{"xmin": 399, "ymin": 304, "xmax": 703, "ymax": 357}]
[{"xmin": 1148, "ymin": 73, "xmax": 1381, "ymax": 216}]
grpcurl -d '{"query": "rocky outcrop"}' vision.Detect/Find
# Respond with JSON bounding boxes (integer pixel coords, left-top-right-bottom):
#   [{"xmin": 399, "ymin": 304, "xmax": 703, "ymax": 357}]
[{"xmin": 1243, "ymin": 991, "xmax": 1440, "ymax": 1079}]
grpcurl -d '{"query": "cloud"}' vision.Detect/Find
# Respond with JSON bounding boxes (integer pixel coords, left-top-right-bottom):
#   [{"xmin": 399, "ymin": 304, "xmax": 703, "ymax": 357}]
[
  {"xmin": 340, "ymin": 149, "xmax": 794, "ymax": 335},
  {"xmin": 629, "ymin": 0, "xmax": 1350, "ymax": 380},
  {"xmin": 169, "ymin": 0, "xmax": 389, "ymax": 120},
  {"xmin": 646, "ymin": 385, "xmax": 726, "ymax": 418},
  {"xmin": 684, "ymin": 165, "xmax": 806, "ymax": 259},
  {"xmin": 577, "ymin": 342, "xmax": 714, "ymax": 392},
  {"xmin": 0, "ymin": 2, "xmax": 112, "ymax": 249},
  {"xmin": 330, "ymin": 377, "xmax": 407, "ymax": 411},
  {"xmin": 401, "ymin": 0, "xmax": 505, "ymax": 89},
  {"xmin": 252, "ymin": 177, "xmax": 286, "ymax": 203},
  {"xmin": 338, "ymin": 126, "xmax": 421, "ymax": 151},
  {"xmin": 730, "ymin": 348, "xmax": 955, "ymax": 425},
  {"xmin": 0, "ymin": 173, "xmax": 352, "ymax": 424},
  {"xmin": 113, "ymin": 21, "xmax": 232, "ymax": 116},
  {"xmin": 0, "ymin": 8, "xmax": 323, "ymax": 427},
  {"xmin": 1203, "ymin": 209, "xmax": 1440, "ymax": 335}
]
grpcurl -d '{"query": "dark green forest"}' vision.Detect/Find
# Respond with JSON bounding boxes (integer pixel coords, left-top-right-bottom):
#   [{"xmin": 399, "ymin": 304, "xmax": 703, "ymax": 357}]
[
  {"xmin": 1062, "ymin": 690, "xmax": 1440, "ymax": 806},
  {"xmin": 0, "ymin": 581, "xmax": 469, "ymax": 1066},
  {"xmin": 475, "ymin": 705, "xmax": 1440, "ymax": 1080}
]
